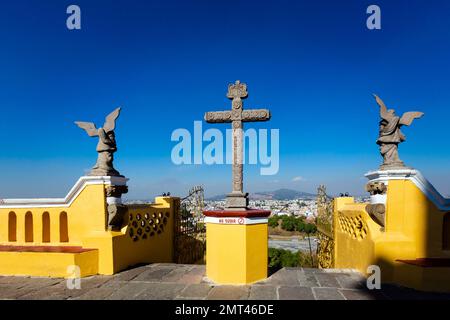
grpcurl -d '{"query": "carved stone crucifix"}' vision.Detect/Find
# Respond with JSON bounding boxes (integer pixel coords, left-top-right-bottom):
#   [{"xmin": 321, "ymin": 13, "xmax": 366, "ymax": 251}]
[{"xmin": 204, "ymin": 80, "xmax": 271, "ymax": 210}]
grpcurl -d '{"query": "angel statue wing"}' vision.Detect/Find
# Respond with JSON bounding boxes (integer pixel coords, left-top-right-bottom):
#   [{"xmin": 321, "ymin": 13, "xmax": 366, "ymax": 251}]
[
  {"xmin": 103, "ymin": 107, "xmax": 121, "ymax": 133},
  {"xmin": 400, "ymin": 111, "xmax": 424, "ymax": 126},
  {"xmin": 74, "ymin": 121, "xmax": 98, "ymax": 137},
  {"xmin": 373, "ymin": 94, "xmax": 392, "ymax": 121}
]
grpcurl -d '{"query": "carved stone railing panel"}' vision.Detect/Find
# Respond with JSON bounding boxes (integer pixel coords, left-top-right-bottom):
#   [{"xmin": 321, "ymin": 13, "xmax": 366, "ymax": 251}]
[
  {"xmin": 316, "ymin": 185, "xmax": 335, "ymax": 268},
  {"xmin": 317, "ymin": 232, "xmax": 334, "ymax": 269},
  {"xmin": 337, "ymin": 213, "xmax": 368, "ymax": 240},
  {"xmin": 126, "ymin": 209, "xmax": 170, "ymax": 242}
]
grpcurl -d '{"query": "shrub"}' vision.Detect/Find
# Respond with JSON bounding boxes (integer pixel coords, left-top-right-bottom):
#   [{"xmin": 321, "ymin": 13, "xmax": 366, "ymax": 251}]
[
  {"xmin": 268, "ymin": 248, "xmax": 318, "ymax": 273},
  {"xmin": 268, "ymin": 248, "xmax": 299, "ymax": 269},
  {"xmin": 280, "ymin": 250, "xmax": 300, "ymax": 267},
  {"xmin": 268, "ymin": 248, "xmax": 282, "ymax": 268},
  {"xmin": 298, "ymin": 250, "xmax": 318, "ymax": 268}
]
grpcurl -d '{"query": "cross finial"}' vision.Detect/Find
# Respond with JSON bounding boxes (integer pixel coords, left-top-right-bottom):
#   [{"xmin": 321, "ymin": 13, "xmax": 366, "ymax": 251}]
[
  {"xmin": 204, "ymin": 81, "xmax": 271, "ymax": 210},
  {"xmin": 227, "ymin": 80, "xmax": 248, "ymax": 100}
]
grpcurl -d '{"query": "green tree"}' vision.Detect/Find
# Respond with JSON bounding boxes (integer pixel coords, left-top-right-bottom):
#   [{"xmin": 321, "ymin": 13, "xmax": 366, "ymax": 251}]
[
  {"xmin": 268, "ymin": 216, "xmax": 280, "ymax": 228},
  {"xmin": 304, "ymin": 223, "xmax": 317, "ymax": 234},
  {"xmin": 295, "ymin": 219, "xmax": 305, "ymax": 232},
  {"xmin": 280, "ymin": 216, "xmax": 296, "ymax": 231}
]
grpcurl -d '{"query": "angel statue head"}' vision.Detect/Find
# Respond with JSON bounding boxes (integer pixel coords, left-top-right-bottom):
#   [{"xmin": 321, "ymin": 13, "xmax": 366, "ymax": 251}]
[
  {"xmin": 75, "ymin": 107, "xmax": 123, "ymax": 177},
  {"xmin": 373, "ymin": 94, "xmax": 424, "ymax": 170}
]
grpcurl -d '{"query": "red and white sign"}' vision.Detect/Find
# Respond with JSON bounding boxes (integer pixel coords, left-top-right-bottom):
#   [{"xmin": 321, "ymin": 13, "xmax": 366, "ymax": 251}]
[{"xmin": 204, "ymin": 216, "xmax": 268, "ymax": 225}]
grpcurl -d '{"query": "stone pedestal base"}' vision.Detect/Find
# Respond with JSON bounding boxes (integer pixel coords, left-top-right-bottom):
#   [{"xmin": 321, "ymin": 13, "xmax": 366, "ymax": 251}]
[
  {"xmin": 203, "ymin": 209, "xmax": 270, "ymax": 285},
  {"xmin": 89, "ymin": 168, "xmax": 123, "ymax": 177},
  {"xmin": 104, "ymin": 177, "xmax": 128, "ymax": 231},
  {"xmin": 225, "ymin": 192, "xmax": 249, "ymax": 211},
  {"xmin": 379, "ymin": 162, "xmax": 409, "ymax": 171}
]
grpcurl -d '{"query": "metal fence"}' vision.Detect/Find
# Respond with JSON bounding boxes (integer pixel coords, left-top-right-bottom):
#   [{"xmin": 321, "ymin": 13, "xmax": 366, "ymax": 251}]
[{"xmin": 173, "ymin": 186, "xmax": 206, "ymax": 264}]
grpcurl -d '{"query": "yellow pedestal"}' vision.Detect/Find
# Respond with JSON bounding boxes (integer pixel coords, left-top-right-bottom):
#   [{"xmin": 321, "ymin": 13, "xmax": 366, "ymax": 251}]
[{"xmin": 204, "ymin": 211, "xmax": 270, "ymax": 285}]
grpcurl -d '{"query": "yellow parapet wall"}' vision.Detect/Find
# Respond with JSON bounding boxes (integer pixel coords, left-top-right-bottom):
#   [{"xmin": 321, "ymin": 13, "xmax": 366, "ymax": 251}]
[
  {"xmin": 90, "ymin": 197, "xmax": 177, "ymax": 275},
  {"xmin": 333, "ymin": 169, "xmax": 450, "ymax": 292},
  {"xmin": 0, "ymin": 176, "xmax": 178, "ymax": 278}
]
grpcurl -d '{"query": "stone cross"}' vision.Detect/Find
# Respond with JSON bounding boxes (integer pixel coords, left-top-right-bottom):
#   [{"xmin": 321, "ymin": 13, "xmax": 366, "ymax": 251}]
[{"xmin": 204, "ymin": 80, "xmax": 271, "ymax": 210}]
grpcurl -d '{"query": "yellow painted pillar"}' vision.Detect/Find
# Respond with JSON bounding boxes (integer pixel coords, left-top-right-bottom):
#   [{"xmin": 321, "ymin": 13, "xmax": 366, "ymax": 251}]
[
  {"xmin": 16, "ymin": 211, "xmax": 26, "ymax": 244},
  {"xmin": 34, "ymin": 211, "xmax": 43, "ymax": 244},
  {"xmin": 204, "ymin": 210, "xmax": 270, "ymax": 285}
]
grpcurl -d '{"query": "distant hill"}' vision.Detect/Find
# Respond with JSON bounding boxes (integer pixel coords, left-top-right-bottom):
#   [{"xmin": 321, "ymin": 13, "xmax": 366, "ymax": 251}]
[
  {"xmin": 206, "ymin": 189, "xmax": 316, "ymax": 201},
  {"xmin": 252, "ymin": 189, "xmax": 316, "ymax": 200}
]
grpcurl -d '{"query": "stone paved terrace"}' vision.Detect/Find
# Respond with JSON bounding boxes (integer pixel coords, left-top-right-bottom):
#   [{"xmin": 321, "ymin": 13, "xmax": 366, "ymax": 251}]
[{"xmin": 1, "ymin": 263, "xmax": 450, "ymax": 300}]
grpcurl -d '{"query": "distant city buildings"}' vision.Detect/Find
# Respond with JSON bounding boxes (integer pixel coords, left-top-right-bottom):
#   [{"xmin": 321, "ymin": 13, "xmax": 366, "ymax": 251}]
[
  {"xmin": 204, "ymin": 195, "xmax": 369, "ymax": 219},
  {"xmin": 204, "ymin": 199, "xmax": 318, "ymax": 217},
  {"xmin": 126, "ymin": 193, "xmax": 370, "ymax": 220}
]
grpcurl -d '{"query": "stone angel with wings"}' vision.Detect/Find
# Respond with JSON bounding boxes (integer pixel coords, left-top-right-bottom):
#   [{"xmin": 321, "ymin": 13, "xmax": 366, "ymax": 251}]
[
  {"xmin": 373, "ymin": 95, "xmax": 424, "ymax": 169},
  {"xmin": 75, "ymin": 107, "xmax": 122, "ymax": 176}
]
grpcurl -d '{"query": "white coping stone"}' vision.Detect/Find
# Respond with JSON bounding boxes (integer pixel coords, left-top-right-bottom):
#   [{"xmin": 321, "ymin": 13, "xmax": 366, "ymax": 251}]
[
  {"xmin": 106, "ymin": 197, "xmax": 122, "ymax": 205},
  {"xmin": 0, "ymin": 176, "xmax": 128, "ymax": 209},
  {"xmin": 204, "ymin": 216, "xmax": 268, "ymax": 225},
  {"xmin": 370, "ymin": 194, "xmax": 387, "ymax": 205},
  {"xmin": 365, "ymin": 169, "xmax": 450, "ymax": 211}
]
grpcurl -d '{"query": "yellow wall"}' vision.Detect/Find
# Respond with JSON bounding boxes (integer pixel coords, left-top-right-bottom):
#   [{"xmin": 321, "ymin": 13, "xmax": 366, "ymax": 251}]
[
  {"xmin": 333, "ymin": 180, "xmax": 450, "ymax": 292},
  {"xmin": 112, "ymin": 197, "xmax": 176, "ymax": 273},
  {"xmin": 0, "ymin": 180, "xmax": 178, "ymax": 278},
  {"xmin": 0, "ymin": 250, "xmax": 99, "ymax": 277},
  {"xmin": 0, "ymin": 184, "xmax": 107, "ymax": 246}
]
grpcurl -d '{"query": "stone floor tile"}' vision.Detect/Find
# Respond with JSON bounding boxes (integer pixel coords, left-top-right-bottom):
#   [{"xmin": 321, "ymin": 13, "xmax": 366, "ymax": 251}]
[
  {"xmin": 176, "ymin": 265, "xmax": 205, "ymax": 284},
  {"xmin": 105, "ymin": 282, "xmax": 151, "ymax": 300},
  {"xmin": 265, "ymin": 268, "xmax": 300, "ymax": 286},
  {"xmin": 177, "ymin": 283, "xmax": 212, "ymax": 299},
  {"xmin": 297, "ymin": 270, "xmax": 319, "ymax": 287},
  {"xmin": 133, "ymin": 265, "xmax": 178, "ymax": 282},
  {"xmin": 248, "ymin": 285, "xmax": 277, "ymax": 300},
  {"xmin": 0, "ymin": 285, "xmax": 38, "ymax": 299},
  {"xmin": 72, "ymin": 281, "xmax": 127, "ymax": 300},
  {"xmin": 0, "ymin": 276, "xmax": 32, "ymax": 287},
  {"xmin": 112, "ymin": 265, "xmax": 152, "ymax": 282},
  {"xmin": 315, "ymin": 273, "xmax": 340, "ymax": 288},
  {"xmin": 134, "ymin": 283, "xmax": 185, "ymax": 300},
  {"xmin": 13, "ymin": 278, "xmax": 70, "ymax": 300},
  {"xmin": 278, "ymin": 286, "xmax": 315, "ymax": 300},
  {"xmin": 0, "ymin": 264, "xmax": 445, "ymax": 300},
  {"xmin": 335, "ymin": 273, "xmax": 366, "ymax": 290},
  {"xmin": 313, "ymin": 287, "xmax": 345, "ymax": 300},
  {"xmin": 206, "ymin": 286, "xmax": 249, "ymax": 300},
  {"xmin": 161, "ymin": 266, "xmax": 192, "ymax": 283}
]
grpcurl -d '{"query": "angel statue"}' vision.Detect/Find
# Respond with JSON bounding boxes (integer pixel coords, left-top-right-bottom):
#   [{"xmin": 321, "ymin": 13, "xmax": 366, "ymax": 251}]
[
  {"xmin": 373, "ymin": 95, "xmax": 424, "ymax": 169},
  {"xmin": 75, "ymin": 107, "xmax": 123, "ymax": 176}
]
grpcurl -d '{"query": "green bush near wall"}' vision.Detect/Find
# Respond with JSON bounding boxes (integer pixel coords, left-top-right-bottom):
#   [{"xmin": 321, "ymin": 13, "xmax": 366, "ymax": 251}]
[{"xmin": 268, "ymin": 248, "xmax": 317, "ymax": 274}]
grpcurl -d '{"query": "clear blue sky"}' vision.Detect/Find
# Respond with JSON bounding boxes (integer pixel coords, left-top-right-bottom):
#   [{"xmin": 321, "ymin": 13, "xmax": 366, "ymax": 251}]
[{"xmin": 0, "ymin": 0, "xmax": 449, "ymax": 199}]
